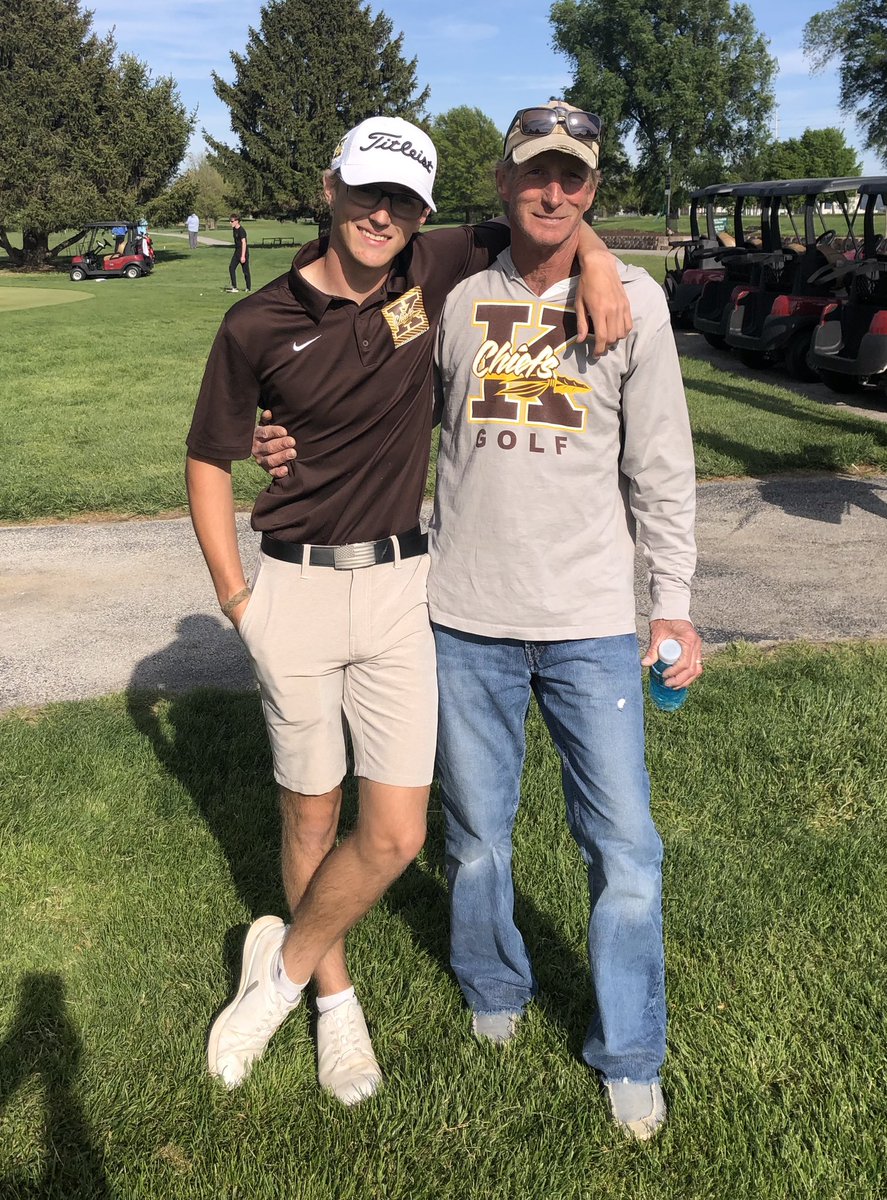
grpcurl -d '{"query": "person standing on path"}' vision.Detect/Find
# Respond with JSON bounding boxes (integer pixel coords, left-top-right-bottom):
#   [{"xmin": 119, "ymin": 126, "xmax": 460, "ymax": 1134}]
[
  {"xmin": 227, "ymin": 214, "xmax": 250, "ymax": 292},
  {"xmin": 188, "ymin": 115, "xmax": 630, "ymax": 1108},
  {"xmin": 186, "ymin": 212, "xmax": 200, "ymax": 250}
]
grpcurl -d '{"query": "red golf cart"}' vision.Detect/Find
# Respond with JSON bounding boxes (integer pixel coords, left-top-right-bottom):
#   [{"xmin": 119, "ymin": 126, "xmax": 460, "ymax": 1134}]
[{"xmin": 69, "ymin": 222, "xmax": 154, "ymax": 281}]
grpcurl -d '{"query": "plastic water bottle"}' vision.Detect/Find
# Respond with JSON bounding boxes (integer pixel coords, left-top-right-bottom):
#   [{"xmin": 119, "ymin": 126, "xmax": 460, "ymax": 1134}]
[{"xmin": 649, "ymin": 638, "xmax": 688, "ymax": 711}]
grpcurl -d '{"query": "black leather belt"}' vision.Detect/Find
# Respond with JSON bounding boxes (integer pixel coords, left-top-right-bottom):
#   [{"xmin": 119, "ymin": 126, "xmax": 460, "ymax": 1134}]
[{"xmin": 261, "ymin": 526, "xmax": 427, "ymax": 570}]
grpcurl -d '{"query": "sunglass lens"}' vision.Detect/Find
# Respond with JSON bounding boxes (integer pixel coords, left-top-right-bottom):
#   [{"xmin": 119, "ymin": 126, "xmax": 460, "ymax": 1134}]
[
  {"xmin": 519, "ymin": 109, "xmax": 557, "ymax": 136},
  {"xmin": 566, "ymin": 112, "xmax": 601, "ymax": 139}
]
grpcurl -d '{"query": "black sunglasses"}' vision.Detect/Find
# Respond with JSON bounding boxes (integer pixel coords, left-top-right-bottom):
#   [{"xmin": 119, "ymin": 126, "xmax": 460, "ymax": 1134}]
[
  {"xmin": 345, "ymin": 183, "xmax": 426, "ymax": 220},
  {"xmin": 505, "ymin": 107, "xmax": 602, "ymax": 153}
]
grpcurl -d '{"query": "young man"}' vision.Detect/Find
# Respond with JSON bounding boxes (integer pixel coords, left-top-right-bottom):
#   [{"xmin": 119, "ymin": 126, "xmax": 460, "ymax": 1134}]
[
  {"xmin": 188, "ymin": 115, "xmax": 629, "ymax": 1107},
  {"xmin": 227, "ymin": 214, "xmax": 250, "ymax": 292}
]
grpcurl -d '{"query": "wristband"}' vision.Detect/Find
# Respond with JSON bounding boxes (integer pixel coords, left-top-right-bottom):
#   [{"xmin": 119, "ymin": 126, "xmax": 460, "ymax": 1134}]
[{"xmin": 221, "ymin": 586, "xmax": 251, "ymax": 618}]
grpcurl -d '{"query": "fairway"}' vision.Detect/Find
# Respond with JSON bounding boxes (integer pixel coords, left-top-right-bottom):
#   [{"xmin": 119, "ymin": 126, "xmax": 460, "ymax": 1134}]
[
  {"xmin": 0, "ymin": 285, "xmax": 93, "ymax": 312},
  {"xmin": 2, "ymin": 242, "xmax": 887, "ymax": 524}
]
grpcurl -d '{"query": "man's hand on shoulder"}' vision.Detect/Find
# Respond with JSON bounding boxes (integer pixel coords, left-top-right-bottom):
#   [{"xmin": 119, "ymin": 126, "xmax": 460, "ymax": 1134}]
[
  {"xmin": 252, "ymin": 409, "xmax": 295, "ymax": 478},
  {"xmin": 575, "ymin": 224, "xmax": 632, "ymax": 356},
  {"xmin": 576, "ymin": 249, "xmax": 633, "ymax": 356},
  {"xmin": 642, "ymin": 619, "xmax": 703, "ymax": 689}
]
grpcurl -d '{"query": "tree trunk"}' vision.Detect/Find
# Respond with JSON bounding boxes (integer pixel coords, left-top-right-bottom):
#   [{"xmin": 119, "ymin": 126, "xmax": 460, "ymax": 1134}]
[
  {"xmin": 21, "ymin": 229, "xmax": 51, "ymax": 270},
  {"xmin": 0, "ymin": 226, "xmax": 23, "ymax": 267}
]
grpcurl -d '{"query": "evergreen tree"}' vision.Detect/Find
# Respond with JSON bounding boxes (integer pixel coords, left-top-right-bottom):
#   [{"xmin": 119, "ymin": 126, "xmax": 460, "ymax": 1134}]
[
  {"xmin": 206, "ymin": 0, "xmax": 429, "ymax": 219},
  {"xmin": 431, "ymin": 108, "xmax": 501, "ymax": 223},
  {"xmin": 0, "ymin": 0, "xmax": 193, "ymax": 268}
]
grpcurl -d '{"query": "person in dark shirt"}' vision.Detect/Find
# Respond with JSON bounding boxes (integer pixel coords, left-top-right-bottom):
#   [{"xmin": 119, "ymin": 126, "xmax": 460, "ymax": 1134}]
[
  {"xmin": 187, "ymin": 115, "xmax": 630, "ymax": 1108},
  {"xmin": 227, "ymin": 215, "xmax": 250, "ymax": 292}
]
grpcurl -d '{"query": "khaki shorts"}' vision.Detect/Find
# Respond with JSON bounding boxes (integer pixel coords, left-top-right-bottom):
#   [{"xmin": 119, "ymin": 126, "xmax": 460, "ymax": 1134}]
[{"xmin": 238, "ymin": 549, "xmax": 437, "ymax": 794}]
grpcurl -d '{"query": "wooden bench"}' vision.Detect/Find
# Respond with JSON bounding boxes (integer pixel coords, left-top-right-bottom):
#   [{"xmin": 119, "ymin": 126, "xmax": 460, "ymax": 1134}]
[{"xmin": 259, "ymin": 236, "xmax": 298, "ymax": 248}]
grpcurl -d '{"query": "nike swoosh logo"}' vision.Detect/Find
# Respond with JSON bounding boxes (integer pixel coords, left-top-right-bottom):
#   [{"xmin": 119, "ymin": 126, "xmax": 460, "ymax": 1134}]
[{"xmin": 293, "ymin": 336, "xmax": 320, "ymax": 353}]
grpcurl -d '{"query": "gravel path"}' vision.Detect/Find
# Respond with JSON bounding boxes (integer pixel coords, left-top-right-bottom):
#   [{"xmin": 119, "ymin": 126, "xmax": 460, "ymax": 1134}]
[{"xmin": 2, "ymin": 474, "xmax": 886, "ymax": 711}]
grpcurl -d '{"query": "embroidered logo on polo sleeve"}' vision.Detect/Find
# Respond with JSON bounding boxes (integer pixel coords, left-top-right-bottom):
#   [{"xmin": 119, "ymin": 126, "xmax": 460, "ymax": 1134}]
[{"xmin": 381, "ymin": 287, "xmax": 430, "ymax": 348}]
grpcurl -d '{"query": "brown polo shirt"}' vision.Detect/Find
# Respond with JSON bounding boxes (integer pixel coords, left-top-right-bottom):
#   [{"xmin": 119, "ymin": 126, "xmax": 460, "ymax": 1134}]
[{"xmin": 187, "ymin": 224, "xmax": 509, "ymax": 544}]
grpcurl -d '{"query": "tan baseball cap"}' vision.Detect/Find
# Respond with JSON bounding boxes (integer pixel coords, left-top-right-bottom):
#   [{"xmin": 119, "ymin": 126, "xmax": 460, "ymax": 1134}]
[{"xmin": 503, "ymin": 101, "xmax": 600, "ymax": 171}]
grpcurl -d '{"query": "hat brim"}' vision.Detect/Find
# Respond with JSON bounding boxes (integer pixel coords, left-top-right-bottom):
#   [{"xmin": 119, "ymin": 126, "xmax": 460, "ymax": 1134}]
[
  {"xmin": 509, "ymin": 134, "xmax": 599, "ymax": 171},
  {"xmin": 337, "ymin": 162, "xmax": 436, "ymax": 213}
]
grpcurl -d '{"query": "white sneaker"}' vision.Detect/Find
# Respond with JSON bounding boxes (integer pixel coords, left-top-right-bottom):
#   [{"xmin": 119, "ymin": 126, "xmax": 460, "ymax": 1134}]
[
  {"xmin": 471, "ymin": 1011, "xmax": 521, "ymax": 1044},
  {"xmin": 316, "ymin": 998, "xmax": 382, "ymax": 1106},
  {"xmin": 225, "ymin": 287, "xmax": 239, "ymax": 293},
  {"xmin": 207, "ymin": 916, "xmax": 297, "ymax": 1088},
  {"xmin": 604, "ymin": 1079, "xmax": 667, "ymax": 1141}
]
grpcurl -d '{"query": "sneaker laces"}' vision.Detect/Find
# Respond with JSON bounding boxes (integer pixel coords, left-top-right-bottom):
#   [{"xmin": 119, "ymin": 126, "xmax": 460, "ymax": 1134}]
[
  {"xmin": 226, "ymin": 986, "xmax": 292, "ymax": 1052},
  {"xmin": 326, "ymin": 1004, "xmax": 373, "ymax": 1068}
]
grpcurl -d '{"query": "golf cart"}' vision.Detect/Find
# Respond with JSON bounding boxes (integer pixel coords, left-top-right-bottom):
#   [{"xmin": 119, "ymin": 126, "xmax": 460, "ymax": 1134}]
[
  {"xmin": 663, "ymin": 183, "xmax": 736, "ymax": 327},
  {"xmin": 811, "ymin": 178, "xmax": 887, "ymax": 393},
  {"xmin": 692, "ymin": 182, "xmax": 777, "ymax": 348},
  {"xmin": 69, "ymin": 222, "xmax": 154, "ymax": 281},
  {"xmin": 725, "ymin": 177, "xmax": 866, "ymax": 379}
]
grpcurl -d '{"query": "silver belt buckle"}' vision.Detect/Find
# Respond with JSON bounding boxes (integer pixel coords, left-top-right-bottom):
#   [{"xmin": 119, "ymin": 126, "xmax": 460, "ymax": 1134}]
[{"xmin": 333, "ymin": 540, "xmax": 380, "ymax": 570}]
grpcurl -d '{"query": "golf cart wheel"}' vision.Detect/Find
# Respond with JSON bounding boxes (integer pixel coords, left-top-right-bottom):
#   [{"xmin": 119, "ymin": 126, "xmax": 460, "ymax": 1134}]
[
  {"xmin": 703, "ymin": 332, "xmax": 727, "ymax": 349},
  {"xmin": 737, "ymin": 349, "xmax": 771, "ymax": 370},
  {"xmin": 818, "ymin": 369, "xmax": 859, "ymax": 395},
  {"xmin": 124, "ymin": 264, "xmax": 141, "ymax": 279},
  {"xmin": 70, "ymin": 267, "xmax": 85, "ymax": 282},
  {"xmin": 784, "ymin": 331, "xmax": 818, "ymax": 382}
]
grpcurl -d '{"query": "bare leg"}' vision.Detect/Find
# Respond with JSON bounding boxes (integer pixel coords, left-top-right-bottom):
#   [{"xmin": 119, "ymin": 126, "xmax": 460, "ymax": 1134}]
[
  {"xmin": 279, "ymin": 785, "xmax": 351, "ymax": 995},
  {"xmin": 281, "ymin": 779, "xmax": 428, "ymax": 984}
]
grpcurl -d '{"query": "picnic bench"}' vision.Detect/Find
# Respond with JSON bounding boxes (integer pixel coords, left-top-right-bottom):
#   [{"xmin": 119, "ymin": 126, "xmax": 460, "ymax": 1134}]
[{"xmin": 259, "ymin": 236, "xmax": 298, "ymax": 248}]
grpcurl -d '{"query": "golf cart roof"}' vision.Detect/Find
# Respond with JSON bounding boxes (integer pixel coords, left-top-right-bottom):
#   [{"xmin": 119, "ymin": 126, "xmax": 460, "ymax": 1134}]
[
  {"xmin": 762, "ymin": 177, "xmax": 870, "ymax": 198},
  {"xmin": 79, "ymin": 221, "xmax": 140, "ymax": 230},
  {"xmin": 857, "ymin": 178, "xmax": 887, "ymax": 195}
]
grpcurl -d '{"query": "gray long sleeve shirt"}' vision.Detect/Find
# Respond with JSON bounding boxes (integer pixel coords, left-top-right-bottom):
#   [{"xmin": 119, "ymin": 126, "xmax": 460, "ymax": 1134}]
[{"xmin": 428, "ymin": 252, "xmax": 696, "ymax": 640}]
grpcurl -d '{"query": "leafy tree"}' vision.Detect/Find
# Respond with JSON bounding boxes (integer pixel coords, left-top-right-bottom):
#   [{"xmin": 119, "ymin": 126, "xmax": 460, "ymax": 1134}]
[
  {"xmin": 180, "ymin": 154, "xmax": 231, "ymax": 224},
  {"xmin": 430, "ymin": 107, "xmax": 501, "ymax": 223},
  {"xmin": 803, "ymin": 2, "xmax": 887, "ymax": 163},
  {"xmin": 550, "ymin": 0, "xmax": 777, "ymax": 215},
  {"xmin": 144, "ymin": 176, "xmax": 200, "ymax": 227},
  {"xmin": 207, "ymin": 0, "xmax": 429, "ymax": 220},
  {"xmin": 0, "ymin": 0, "xmax": 193, "ymax": 268},
  {"xmin": 754, "ymin": 127, "xmax": 861, "ymax": 183}
]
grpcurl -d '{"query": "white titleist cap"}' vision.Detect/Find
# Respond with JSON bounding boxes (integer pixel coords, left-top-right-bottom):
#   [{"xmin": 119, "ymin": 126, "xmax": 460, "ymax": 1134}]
[{"xmin": 330, "ymin": 116, "xmax": 437, "ymax": 212}]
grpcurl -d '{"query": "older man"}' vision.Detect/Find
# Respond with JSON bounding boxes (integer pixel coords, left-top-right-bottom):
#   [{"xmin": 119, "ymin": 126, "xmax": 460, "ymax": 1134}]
[
  {"xmin": 429, "ymin": 102, "xmax": 701, "ymax": 1140},
  {"xmin": 188, "ymin": 114, "xmax": 629, "ymax": 1107}
]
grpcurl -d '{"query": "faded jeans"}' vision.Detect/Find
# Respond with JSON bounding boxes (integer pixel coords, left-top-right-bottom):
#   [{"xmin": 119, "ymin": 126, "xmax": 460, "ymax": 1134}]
[{"xmin": 434, "ymin": 625, "xmax": 665, "ymax": 1082}]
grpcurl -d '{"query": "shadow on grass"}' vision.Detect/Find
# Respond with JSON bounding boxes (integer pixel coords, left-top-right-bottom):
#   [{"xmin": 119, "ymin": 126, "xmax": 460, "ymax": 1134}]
[
  {"xmin": 0, "ymin": 974, "xmax": 109, "ymax": 1199},
  {"xmin": 124, "ymin": 617, "xmax": 594, "ymax": 1059},
  {"xmin": 126, "ymin": 615, "xmax": 282, "ymax": 919}
]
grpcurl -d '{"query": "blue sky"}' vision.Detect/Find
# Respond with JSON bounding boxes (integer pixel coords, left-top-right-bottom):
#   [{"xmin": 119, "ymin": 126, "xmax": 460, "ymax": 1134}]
[{"xmin": 86, "ymin": 0, "xmax": 879, "ymax": 174}]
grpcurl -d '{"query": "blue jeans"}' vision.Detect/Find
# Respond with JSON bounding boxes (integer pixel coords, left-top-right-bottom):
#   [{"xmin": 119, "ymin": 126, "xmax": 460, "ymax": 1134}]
[{"xmin": 434, "ymin": 625, "xmax": 665, "ymax": 1082}]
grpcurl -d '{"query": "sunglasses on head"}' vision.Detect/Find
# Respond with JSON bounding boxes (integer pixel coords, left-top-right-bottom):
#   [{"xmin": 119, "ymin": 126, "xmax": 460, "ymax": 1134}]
[
  {"xmin": 345, "ymin": 183, "xmax": 426, "ymax": 220},
  {"xmin": 506, "ymin": 107, "xmax": 602, "ymax": 152}
]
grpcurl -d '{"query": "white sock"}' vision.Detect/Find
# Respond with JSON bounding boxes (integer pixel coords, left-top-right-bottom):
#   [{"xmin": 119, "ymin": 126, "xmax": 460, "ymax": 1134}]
[
  {"xmin": 271, "ymin": 948, "xmax": 307, "ymax": 1005},
  {"xmin": 316, "ymin": 986, "xmax": 356, "ymax": 1014}
]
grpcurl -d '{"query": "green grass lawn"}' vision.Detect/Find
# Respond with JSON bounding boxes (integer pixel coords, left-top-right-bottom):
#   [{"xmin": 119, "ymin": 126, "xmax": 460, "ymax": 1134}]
[
  {"xmin": 2, "ymin": 244, "xmax": 886, "ymax": 524},
  {"xmin": 0, "ymin": 642, "xmax": 884, "ymax": 1198}
]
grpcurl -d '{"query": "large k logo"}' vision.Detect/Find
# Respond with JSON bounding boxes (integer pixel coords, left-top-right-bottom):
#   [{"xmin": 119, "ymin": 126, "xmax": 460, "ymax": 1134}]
[{"xmin": 468, "ymin": 302, "xmax": 590, "ymax": 431}]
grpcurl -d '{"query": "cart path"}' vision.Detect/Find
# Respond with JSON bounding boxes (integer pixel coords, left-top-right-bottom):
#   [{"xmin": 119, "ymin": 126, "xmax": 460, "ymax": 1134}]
[{"xmin": 2, "ymin": 475, "xmax": 886, "ymax": 711}]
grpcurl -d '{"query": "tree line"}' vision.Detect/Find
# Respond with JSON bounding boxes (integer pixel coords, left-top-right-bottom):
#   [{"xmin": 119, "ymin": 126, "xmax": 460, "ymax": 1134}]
[{"xmin": 1, "ymin": 0, "xmax": 884, "ymax": 269}]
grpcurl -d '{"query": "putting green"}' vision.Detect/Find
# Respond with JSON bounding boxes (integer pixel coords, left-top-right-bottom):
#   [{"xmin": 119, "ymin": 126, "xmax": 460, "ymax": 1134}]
[{"xmin": 0, "ymin": 287, "xmax": 93, "ymax": 312}]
